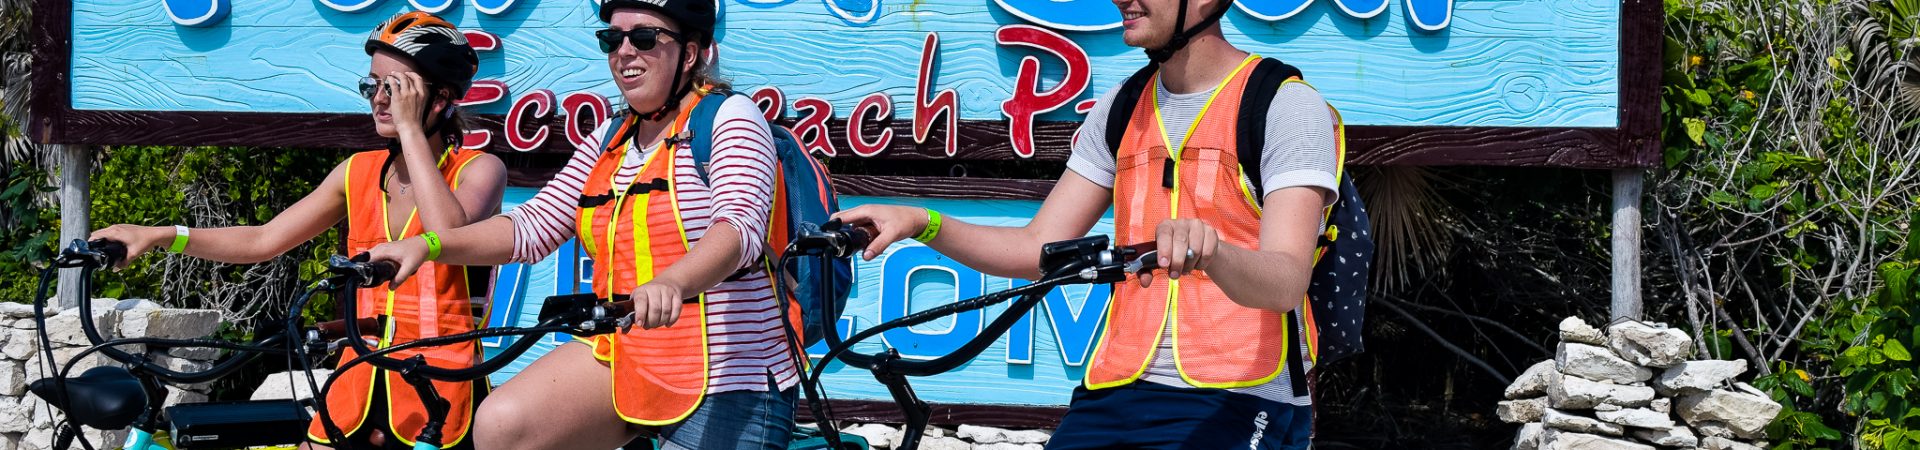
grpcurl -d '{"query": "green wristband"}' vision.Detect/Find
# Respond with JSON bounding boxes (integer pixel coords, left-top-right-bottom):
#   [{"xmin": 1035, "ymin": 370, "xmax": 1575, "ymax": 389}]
[
  {"xmin": 422, "ymin": 231, "xmax": 443, "ymax": 261},
  {"xmin": 168, "ymin": 225, "xmax": 190, "ymax": 253},
  {"xmin": 913, "ymin": 209, "xmax": 943, "ymax": 243}
]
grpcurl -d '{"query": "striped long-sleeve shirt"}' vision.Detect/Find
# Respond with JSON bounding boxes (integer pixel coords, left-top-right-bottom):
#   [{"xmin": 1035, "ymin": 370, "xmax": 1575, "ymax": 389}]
[{"xmin": 501, "ymin": 95, "xmax": 798, "ymax": 393}]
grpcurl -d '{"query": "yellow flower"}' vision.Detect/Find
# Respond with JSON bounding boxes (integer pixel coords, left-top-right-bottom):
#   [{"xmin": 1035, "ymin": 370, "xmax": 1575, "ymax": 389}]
[
  {"xmin": 1795, "ymin": 369, "xmax": 1811, "ymax": 383},
  {"xmin": 1690, "ymin": 55, "xmax": 1704, "ymax": 66},
  {"xmin": 1742, "ymin": 90, "xmax": 1755, "ymax": 100}
]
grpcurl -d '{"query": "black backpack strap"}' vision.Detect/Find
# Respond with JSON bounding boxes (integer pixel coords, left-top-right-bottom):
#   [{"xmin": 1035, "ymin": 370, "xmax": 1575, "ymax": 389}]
[
  {"xmin": 1236, "ymin": 57, "xmax": 1317, "ymax": 396},
  {"xmin": 1235, "ymin": 57, "xmax": 1304, "ymax": 204},
  {"xmin": 1104, "ymin": 65, "xmax": 1161, "ymax": 160}
]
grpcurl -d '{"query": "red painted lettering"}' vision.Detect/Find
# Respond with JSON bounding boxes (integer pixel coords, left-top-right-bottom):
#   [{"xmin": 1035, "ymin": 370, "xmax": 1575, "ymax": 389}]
[
  {"xmin": 505, "ymin": 89, "xmax": 555, "ymax": 152},
  {"xmin": 847, "ymin": 92, "xmax": 894, "ymax": 157},
  {"xmin": 913, "ymin": 32, "xmax": 959, "ymax": 156},
  {"xmin": 996, "ymin": 25, "xmax": 1091, "ymax": 158}
]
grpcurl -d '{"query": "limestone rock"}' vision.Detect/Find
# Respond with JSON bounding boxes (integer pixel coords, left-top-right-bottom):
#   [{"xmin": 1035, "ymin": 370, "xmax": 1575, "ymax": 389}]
[
  {"xmin": 843, "ymin": 423, "xmax": 899, "ymax": 449},
  {"xmin": 917, "ymin": 436, "xmax": 968, "ymax": 450},
  {"xmin": 1547, "ymin": 371, "xmax": 1655, "ymax": 409},
  {"xmin": 1650, "ymin": 398, "xmax": 1671, "ymax": 415},
  {"xmin": 1499, "ymin": 397, "xmax": 1550, "ymax": 423},
  {"xmin": 1606, "ymin": 322, "xmax": 1693, "ymax": 367},
  {"xmin": 1559, "ymin": 317, "xmax": 1606, "ymax": 345},
  {"xmin": 1653, "ymin": 360, "xmax": 1747, "ymax": 396},
  {"xmin": 1632, "ymin": 426, "xmax": 1700, "ymax": 448},
  {"xmin": 251, "ymin": 370, "xmax": 334, "ymax": 402},
  {"xmin": 1594, "ymin": 407, "xmax": 1675, "ymax": 428},
  {"xmin": 1700, "ymin": 436, "xmax": 1763, "ymax": 450},
  {"xmin": 117, "ymin": 307, "xmax": 221, "ymax": 341},
  {"xmin": 1542, "ymin": 409, "xmax": 1625, "ymax": 436},
  {"xmin": 1693, "ymin": 421, "xmax": 1736, "ymax": 439},
  {"xmin": 957, "ymin": 425, "xmax": 1050, "ymax": 445},
  {"xmin": 975, "ymin": 444, "xmax": 1044, "ymax": 450},
  {"xmin": 0, "ymin": 397, "xmax": 28, "ymax": 433},
  {"xmin": 1677, "ymin": 389, "xmax": 1782, "ymax": 439},
  {"xmin": 2, "ymin": 330, "xmax": 35, "ymax": 359},
  {"xmin": 1506, "ymin": 360, "xmax": 1557, "ymax": 399},
  {"xmin": 1557, "ymin": 343, "xmax": 1652, "ymax": 384},
  {"xmin": 1513, "ymin": 423, "xmax": 1544, "ymax": 450},
  {"xmin": 1538, "ymin": 430, "xmax": 1654, "ymax": 450},
  {"xmin": 0, "ymin": 361, "xmax": 23, "ymax": 396},
  {"xmin": 0, "ymin": 303, "xmax": 34, "ymax": 319}
]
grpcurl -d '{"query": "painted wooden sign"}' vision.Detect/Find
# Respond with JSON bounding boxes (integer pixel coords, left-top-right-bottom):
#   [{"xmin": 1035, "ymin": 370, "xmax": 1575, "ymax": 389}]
[
  {"xmin": 480, "ymin": 189, "xmax": 1114, "ymax": 417},
  {"xmin": 32, "ymin": 0, "xmax": 1660, "ymax": 177}
]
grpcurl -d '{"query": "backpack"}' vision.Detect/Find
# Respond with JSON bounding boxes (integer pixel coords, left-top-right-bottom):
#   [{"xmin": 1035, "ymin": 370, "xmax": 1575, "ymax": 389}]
[
  {"xmin": 593, "ymin": 89, "xmax": 854, "ymax": 347},
  {"xmin": 1103, "ymin": 58, "xmax": 1375, "ymax": 390}
]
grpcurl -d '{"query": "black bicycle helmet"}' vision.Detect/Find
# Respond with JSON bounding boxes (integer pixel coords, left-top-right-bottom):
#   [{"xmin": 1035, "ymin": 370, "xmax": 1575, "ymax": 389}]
[
  {"xmin": 599, "ymin": 0, "xmax": 717, "ymax": 43},
  {"xmin": 365, "ymin": 11, "xmax": 479, "ymax": 97}
]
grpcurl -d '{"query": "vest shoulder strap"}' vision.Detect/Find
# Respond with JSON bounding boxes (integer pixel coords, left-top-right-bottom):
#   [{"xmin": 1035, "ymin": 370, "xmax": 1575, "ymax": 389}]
[{"xmin": 1104, "ymin": 59, "xmax": 1305, "ymax": 205}]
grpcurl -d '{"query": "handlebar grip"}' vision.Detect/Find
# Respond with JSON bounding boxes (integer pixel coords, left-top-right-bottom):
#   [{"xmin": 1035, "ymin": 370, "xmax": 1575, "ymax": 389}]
[
  {"xmin": 364, "ymin": 260, "xmax": 399, "ymax": 287},
  {"xmin": 88, "ymin": 239, "xmax": 127, "ymax": 267}
]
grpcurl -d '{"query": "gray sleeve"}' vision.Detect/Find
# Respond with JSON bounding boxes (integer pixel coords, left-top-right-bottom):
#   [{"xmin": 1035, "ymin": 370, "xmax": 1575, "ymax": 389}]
[
  {"xmin": 1261, "ymin": 82, "xmax": 1340, "ymax": 206},
  {"xmin": 1065, "ymin": 88, "xmax": 1126, "ymax": 189}
]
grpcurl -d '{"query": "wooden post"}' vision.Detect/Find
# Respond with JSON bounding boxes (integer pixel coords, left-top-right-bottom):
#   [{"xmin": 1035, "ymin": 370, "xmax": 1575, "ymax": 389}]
[
  {"xmin": 55, "ymin": 144, "xmax": 91, "ymax": 310},
  {"xmin": 1611, "ymin": 169, "xmax": 1643, "ymax": 321}
]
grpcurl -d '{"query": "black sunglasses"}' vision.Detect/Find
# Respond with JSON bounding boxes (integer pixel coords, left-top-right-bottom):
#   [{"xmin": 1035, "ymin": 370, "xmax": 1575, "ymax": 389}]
[{"xmin": 595, "ymin": 27, "xmax": 682, "ymax": 53}]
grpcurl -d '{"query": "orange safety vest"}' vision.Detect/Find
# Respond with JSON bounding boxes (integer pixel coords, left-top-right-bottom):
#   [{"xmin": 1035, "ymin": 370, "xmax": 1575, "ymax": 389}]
[
  {"xmin": 1085, "ymin": 55, "xmax": 1304, "ymax": 390},
  {"xmin": 309, "ymin": 147, "xmax": 486, "ymax": 446},
  {"xmin": 576, "ymin": 104, "xmax": 713, "ymax": 426}
]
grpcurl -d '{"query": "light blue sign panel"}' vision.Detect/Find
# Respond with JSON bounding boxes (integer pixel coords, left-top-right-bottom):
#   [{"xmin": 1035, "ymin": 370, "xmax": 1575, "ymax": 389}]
[
  {"xmin": 72, "ymin": 0, "xmax": 1617, "ymax": 128},
  {"xmin": 481, "ymin": 189, "xmax": 1116, "ymax": 406}
]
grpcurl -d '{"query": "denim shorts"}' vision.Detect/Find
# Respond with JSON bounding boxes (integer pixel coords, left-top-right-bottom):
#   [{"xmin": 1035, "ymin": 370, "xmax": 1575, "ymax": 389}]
[{"xmin": 654, "ymin": 374, "xmax": 798, "ymax": 450}]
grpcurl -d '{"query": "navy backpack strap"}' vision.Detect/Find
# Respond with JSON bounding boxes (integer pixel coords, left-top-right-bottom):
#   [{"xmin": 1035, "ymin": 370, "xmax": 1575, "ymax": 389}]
[
  {"xmin": 686, "ymin": 88, "xmax": 737, "ymax": 184},
  {"xmin": 1104, "ymin": 64, "xmax": 1160, "ymax": 159}
]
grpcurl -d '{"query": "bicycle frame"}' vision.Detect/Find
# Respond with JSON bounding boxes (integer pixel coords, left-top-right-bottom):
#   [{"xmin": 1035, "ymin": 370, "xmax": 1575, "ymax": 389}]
[
  {"xmin": 802, "ymin": 235, "xmax": 1148, "ymax": 450},
  {"xmin": 300, "ymin": 255, "xmax": 630, "ymax": 450}
]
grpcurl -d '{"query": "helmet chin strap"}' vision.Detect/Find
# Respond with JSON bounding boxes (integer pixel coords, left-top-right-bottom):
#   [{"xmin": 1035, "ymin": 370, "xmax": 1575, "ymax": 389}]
[
  {"xmin": 1143, "ymin": 0, "xmax": 1229, "ymax": 64},
  {"xmin": 628, "ymin": 47, "xmax": 693, "ymax": 123}
]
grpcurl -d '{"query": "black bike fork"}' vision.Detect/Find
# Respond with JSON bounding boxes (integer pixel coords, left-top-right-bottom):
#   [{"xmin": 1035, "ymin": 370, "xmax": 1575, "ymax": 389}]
[
  {"xmin": 869, "ymin": 349, "xmax": 930, "ymax": 450},
  {"xmin": 398, "ymin": 355, "xmax": 449, "ymax": 450}
]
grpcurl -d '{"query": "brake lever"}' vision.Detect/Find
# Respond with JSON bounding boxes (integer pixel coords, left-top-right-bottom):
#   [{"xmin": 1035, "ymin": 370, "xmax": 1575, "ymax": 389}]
[{"xmin": 1124, "ymin": 250, "xmax": 1161, "ymax": 275}]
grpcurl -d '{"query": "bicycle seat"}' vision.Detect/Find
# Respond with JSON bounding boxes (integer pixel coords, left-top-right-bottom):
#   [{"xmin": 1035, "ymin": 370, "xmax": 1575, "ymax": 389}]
[{"xmin": 28, "ymin": 365, "xmax": 149, "ymax": 430}]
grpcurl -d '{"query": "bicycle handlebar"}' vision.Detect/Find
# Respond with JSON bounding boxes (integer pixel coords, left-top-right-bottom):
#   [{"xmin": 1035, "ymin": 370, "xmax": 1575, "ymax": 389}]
[{"xmin": 43, "ymin": 239, "xmax": 285, "ymax": 385}]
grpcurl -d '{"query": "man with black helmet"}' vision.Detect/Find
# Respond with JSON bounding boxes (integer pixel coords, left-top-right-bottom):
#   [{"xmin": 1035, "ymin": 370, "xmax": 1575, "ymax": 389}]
[
  {"xmin": 831, "ymin": 0, "xmax": 1342, "ymax": 445},
  {"xmin": 365, "ymin": 0, "xmax": 797, "ymax": 448}
]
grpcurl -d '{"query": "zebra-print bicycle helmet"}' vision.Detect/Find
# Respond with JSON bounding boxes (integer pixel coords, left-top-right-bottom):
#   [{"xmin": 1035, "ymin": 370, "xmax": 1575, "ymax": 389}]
[{"xmin": 365, "ymin": 11, "xmax": 478, "ymax": 96}]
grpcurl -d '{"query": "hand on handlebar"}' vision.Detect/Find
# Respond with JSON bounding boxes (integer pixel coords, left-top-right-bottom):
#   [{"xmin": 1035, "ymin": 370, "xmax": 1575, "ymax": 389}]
[
  {"xmin": 624, "ymin": 281, "xmax": 685, "ymax": 330},
  {"xmin": 87, "ymin": 225, "xmax": 170, "ymax": 269},
  {"xmin": 1140, "ymin": 219, "xmax": 1221, "ymax": 288},
  {"xmin": 828, "ymin": 205, "xmax": 930, "ymax": 260},
  {"xmin": 364, "ymin": 237, "xmax": 430, "ymax": 289}
]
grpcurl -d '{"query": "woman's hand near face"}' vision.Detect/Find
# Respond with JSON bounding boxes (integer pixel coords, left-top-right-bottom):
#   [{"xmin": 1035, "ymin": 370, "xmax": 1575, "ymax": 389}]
[{"xmin": 383, "ymin": 72, "xmax": 433, "ymax": 133}]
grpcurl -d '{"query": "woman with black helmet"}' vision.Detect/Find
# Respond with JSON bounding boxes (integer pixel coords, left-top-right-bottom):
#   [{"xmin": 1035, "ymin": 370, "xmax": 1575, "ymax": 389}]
[
  {"xmin": 363, "ymin": 0, "xmax": 795, "ymax": 449},
  {"xmin": 90, "ymin": 11, "xmax": 507, "ymax": 450}
]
